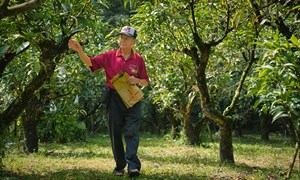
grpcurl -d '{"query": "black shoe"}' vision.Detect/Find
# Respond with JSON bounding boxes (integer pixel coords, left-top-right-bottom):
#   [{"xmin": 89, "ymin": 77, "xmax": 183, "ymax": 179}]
[
  {"xmin": 113, "ymin": 168, "xmax": 124, "ymax": 176},
  {"xmin": 129, "ymin": 169, "xmax": 140, "ymax": 178}
]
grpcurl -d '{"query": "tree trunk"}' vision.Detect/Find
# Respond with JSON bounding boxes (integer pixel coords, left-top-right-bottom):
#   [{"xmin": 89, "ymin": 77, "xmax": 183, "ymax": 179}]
[
  {"xmin": 22, "ymin": 88, "xmax": 47, "ymax": 153},
  {"xmin": 220, "ymin": 121, "xmax": 234, "ymax": 163},
  {"xmin": 284, "ymin": 118, "xmax": 297, "ymax": 144},
  {"xmin": 261, "ymin": 112, "xmax": 271, "ymax": 141},
  {"xmin": 234, "ymin": 119, "xmax": 243, "ymax": 137},
  {"xmin": 182, "ymin": 40, "xmax": 233, "ymax": 162},
  {"xmin": 287, "ymin": 141, "xmax": 299, "ymax": 179},
  {"xmin": 184, "ymin": 92, "xmax": 198, "ymax": 145},
  {"xmin": 165, "ymin": 109, "xmax": 181, "ymax": 139},
  {"xmin": 22, "ymin": 109, "xmax": 38, "ymax": 153},
  {"xmin": 194, "ymin": 44, "xmax": 234, "ymax": 163}
]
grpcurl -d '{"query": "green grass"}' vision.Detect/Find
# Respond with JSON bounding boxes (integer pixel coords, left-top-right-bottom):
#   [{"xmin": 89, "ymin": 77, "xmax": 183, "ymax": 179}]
[{"xmin": 1, "ymin": 133, "xmax": 299, "ymax": 179}]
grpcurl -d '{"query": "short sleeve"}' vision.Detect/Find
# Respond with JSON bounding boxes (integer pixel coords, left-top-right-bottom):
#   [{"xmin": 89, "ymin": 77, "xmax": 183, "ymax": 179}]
[{"xmin": 89, "ymin": 53, "xmax": 106, "ymax": 72}]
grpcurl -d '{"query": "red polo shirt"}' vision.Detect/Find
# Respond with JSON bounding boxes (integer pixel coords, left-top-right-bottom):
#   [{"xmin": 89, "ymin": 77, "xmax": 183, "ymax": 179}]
[{"xmin": 90, "ymin": 49, "xmax": 149, "ymax": 90}]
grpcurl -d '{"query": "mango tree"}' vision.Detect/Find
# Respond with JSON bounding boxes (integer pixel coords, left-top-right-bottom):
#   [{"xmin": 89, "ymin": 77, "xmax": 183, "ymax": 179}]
[
  {"xmin": 247, "ymin": 0, "xmax": 300, "ymax": 177},
  {"xmin": 132, "ymin": 0, "xmax": 260, "ymax": 163},
  {"xmin": 0, "ymin": 0, "xmax": 109, "ymax": 156}
]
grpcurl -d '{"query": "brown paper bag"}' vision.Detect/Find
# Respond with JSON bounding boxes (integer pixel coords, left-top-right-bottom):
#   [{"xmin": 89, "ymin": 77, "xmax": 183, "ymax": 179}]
[{"xmin": 110, "ymin": 72, "xmax": 144, "ymax": 108}]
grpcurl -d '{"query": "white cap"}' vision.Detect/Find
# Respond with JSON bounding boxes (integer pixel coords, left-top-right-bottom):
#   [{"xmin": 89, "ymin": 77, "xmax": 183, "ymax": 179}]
[{"xmin": 119, "ymin": 26, "xmax": 137, "ymax": 38}]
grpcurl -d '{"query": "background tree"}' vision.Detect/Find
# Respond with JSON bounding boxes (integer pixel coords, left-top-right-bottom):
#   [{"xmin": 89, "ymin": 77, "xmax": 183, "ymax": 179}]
[
  {"xmin": 133, "ymin": 0, "xmax": 257, "ymax": 163},
  {"xmin": 0, "ymin": 0, "xmax": 140, "ymax": 159},
  {"xmin": 0, "ymin": 0, "xmax": 112, "ymax": 164}
]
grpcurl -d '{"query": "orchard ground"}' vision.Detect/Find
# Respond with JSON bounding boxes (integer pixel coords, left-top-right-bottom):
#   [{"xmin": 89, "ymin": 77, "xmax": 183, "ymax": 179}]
[{"xmin": 1, "ymin": 133, "xmax": 299, "ymax": 179}]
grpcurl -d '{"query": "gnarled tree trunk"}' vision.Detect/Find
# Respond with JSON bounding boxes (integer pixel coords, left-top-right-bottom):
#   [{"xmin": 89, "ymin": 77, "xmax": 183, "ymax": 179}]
[
  {"xmin": 184, "ymin": 92, "xmax": 199, "ymax": 145},
  {"xmin": 22, "ymin": 108, "xmax": 38, "ymax": 153},
  {"xmin": 22, "ymin": 88, "xmax": 48, "ymax": 153},
  {"xmin": 220, "ymin": 121, "xmax": 234, "ymax": 162},
  {"xmin": 0, "ymin": 38, "xmax": 70, "ymax": 135},
  {"xmin": 194, "ymin": 43, "xmax": 234, "ymax": 163}
]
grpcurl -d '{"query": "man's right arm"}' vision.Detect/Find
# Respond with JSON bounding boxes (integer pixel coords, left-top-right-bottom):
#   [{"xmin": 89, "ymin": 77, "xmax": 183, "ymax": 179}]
[{"xmin": 69, "ymin": 39, "xmax": 92, "ymax": 67}]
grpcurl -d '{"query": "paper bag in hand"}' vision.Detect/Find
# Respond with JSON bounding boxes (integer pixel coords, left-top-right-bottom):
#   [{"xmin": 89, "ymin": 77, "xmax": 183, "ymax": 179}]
[{"xmin": 110, "ymin": 72, "xmax": 144, "ymax": 108}]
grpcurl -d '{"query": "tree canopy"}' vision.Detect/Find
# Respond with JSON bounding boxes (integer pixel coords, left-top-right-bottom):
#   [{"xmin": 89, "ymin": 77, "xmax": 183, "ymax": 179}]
[{"xmin": 1, "ymin": 0, "xmax": 299, "ymax": 176}]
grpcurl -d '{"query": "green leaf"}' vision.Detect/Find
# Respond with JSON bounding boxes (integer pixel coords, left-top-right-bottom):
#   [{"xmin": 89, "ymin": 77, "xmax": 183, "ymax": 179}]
[
  {"xmin": 261, "ymin": 65, "xmax": 274, "ymax": 70},
  {"xmin": 273, "ymin": 29, "xmax": 279, "ymax": 40},
  {"xmin": 260, "ymin": 19, "xmax": 270, "ymax": 25},
  {"xmin": 288, "ymin": 72, "xmax": 298, "ymax": 80},
  {"xmin": 272, "ymin": 111, "xmax": 289, "ymax": 122},
  {"xmin": 77, "ymin": 17, "xmax": 94, "ymax": 28},
  {"xmin": 62, "ymin": 3, "xmax": 69, "ymax": 12},
  {"xmin": 0, "ymin": 45, "xmax": 10, "ymax": 57},
  {"xmin": 34, "ymin": 62, "xmax": 41, "ymax": 74},
  {"xmin": 292, "ymin": 5, "xmax": 300, "ymax": 11},
  {"xmin": 290, "ymin": 35, "xmax": 300, "ymax": 47},
  {"xmin": 283, "ymin": 63, "xmax": 295, "ymax": 67},
  {"xmin": 69, "ymin": 28, "xmax": 83, "ymax": 36},
  {"xmin": 257, "ymin": 84, "xmax": 266, "ymax": 95},
  {"xmin": 253, "ymin": 99, "xmax": 261, "ymax": 109},
  {"xmin": 57, "ymin": 34, "xmax": 63, "ymax": 43},
  {"xmin": 247, "ymin": 88, "xmax": 258, "ymax": 96},
  {"xmin": 105, "ymin": 33, "xmax": 113, "ymax": 39},
  {"xmin": 16, "ymin": 42, "xmax": 30, "ymax": 54},
  {"xmin": 258, "ymin": 68, "xmax": 270, "ymax": 78},
  {"xmin": 214, "ymin": 52, "xmax": 227, "ymax": 61}
]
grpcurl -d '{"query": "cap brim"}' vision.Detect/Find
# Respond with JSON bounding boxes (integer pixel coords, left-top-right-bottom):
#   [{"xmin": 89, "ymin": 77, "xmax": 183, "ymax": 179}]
[{"xmin": 119, "ymin": 32, "xmax": 134, "ymax": 37}]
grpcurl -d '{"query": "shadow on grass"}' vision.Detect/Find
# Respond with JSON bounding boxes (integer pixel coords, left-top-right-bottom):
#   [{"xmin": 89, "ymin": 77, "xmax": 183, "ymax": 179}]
[
  {"xmin": 226, "ymin": 162, "xmax": 296, "ymax": 179},
  {"xmin": 2, "ymin": 164, "xmax": 297, "ymax": 179},
  {"xmin": 3, "ymin": 134, "xmax": 299, "ymax": 179},
  {"xmin": 0, "ymin": 168, "xmax": 209, "ymax": 179},
  {"xmin": 140, "ymin": 151, "xmax": 298, "ymax": 179},
  {"xmin": 40, "ymin": 149, "xmax": 113, "ymax": 159},
  {"xmin": 232, "ymin": 134, "xmax": 294, "ymax": 148}
]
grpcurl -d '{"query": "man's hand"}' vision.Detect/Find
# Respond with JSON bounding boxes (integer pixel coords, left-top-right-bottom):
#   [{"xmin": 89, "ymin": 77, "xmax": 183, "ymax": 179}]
[
  {"xmin": 68, "ymin": 39, "xmax": 92, "ymax": 66},
  {"xmin": 128, "ymin": 76, "xmax": 140, "ymax": 85},
  {"xmin": 69, "ymin": 39, "xmax": 82, "ymax": 52}
]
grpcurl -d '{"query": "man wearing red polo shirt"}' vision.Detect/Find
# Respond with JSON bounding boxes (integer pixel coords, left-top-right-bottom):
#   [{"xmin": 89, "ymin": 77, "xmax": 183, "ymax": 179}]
[{"xmin": 69, "ymin": 26, "xmax": 149, "ymax": 178}]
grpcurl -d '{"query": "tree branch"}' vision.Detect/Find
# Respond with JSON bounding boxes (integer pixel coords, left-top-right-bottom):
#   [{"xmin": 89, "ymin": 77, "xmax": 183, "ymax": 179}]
[
  {"xmin": 223, "ymin": 28, "xmax": 259, "ymax": 116},
  {"xmin": 209, "ymin": 0, "xmax": 234, "ymax": 46},
  {"xmin": 0, "ymin": 43, "xmax": 30, "ymax": 78},
  {"xmin": 0, "ymin": 0, "xmax": 42, "ymax": 20},
  {"xmin": 189, "ymin": 0, "xmax": 206, "ymax": 52},
  {"xmin": 70, "ymin": 0, "xmax": 91, "ymax": 30},
  {"xmin": 249, "ymin": 0, "xmax": 295, "ymax": 40}
]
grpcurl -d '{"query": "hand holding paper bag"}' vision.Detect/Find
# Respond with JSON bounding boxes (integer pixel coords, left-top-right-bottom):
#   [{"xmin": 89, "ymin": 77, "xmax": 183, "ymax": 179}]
[{"xmin": 110, "ymin": 72, "xmax": 144, "ymax": 108}]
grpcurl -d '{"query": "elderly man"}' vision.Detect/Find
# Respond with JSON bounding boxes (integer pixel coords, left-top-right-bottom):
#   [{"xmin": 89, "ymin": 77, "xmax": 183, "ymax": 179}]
[{"xmin": 69, "ymin": 26, "xmax": 149, "ymax": 178}]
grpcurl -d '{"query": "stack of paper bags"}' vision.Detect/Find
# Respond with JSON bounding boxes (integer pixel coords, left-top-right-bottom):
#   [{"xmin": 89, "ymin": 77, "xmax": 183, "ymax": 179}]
[{"xmin": 110, "ymin": 71, "xmax": 144, "ymax": 108}]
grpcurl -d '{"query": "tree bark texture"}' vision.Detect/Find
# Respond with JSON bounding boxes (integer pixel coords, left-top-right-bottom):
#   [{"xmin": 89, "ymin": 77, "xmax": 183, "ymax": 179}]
[
  {"xmin": 193, "ymin": 43, "xmax": 234, "ymax": 163},
  {"xmin": 284, "ymin": 118, "xmax": 297, "ymax": 144},
  {"xmin": 22, "ymin": 106, "xmax": 38, "ymax": 153},
  {"xmin": 260, "ymin": 112, "xmax": 272, "ymax": 142},
  {"xmin": 184, "ymin": 92, "xmax": 198, "ymax": 145},
  {"xmin": 220, "ymin": 120, "xmax": 235, "ymax": 163}
]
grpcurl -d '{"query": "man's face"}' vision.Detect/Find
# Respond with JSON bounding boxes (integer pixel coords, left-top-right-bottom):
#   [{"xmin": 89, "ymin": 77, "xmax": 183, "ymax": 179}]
[{"xmin": 119, "ymin": 34, "xmax": 136, "ymax": 50}]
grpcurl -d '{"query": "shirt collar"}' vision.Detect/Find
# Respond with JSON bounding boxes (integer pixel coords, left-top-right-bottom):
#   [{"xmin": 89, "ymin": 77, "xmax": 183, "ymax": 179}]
[{"xmin": 116, "ymin": 48, "xmax": 136, "ymax": 60}]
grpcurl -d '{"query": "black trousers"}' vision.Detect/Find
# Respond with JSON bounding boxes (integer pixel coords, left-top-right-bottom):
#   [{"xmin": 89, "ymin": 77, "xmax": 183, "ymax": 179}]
[{"xmin": 107, "ymin": 91, "xmax": 141, "ymax": 172}]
